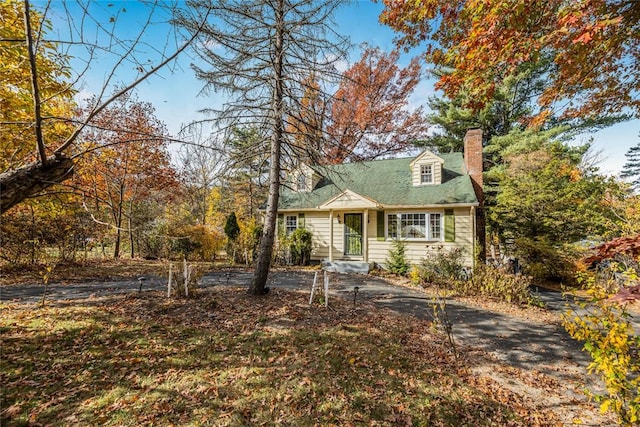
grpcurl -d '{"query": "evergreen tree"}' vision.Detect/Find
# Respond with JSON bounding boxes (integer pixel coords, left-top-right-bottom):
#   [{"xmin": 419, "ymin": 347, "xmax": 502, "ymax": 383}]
[
  {"xmin": 224, "ymin": 212, "xmax": 240, "ymax": 242},
  {"xmin": 386, "ymin": 239, "xmax": 410, "ymax": 276},
  {"xmin": 487, "ymin": 128, "xmax": 621, "ymax": 280},
  {"xmin": 621, "ymin": 139, "xmax": 640, "ymax": 191}
]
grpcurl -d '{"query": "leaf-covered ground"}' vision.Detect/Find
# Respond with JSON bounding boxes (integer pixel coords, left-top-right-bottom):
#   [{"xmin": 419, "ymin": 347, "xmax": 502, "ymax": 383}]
[
  {"xmin": 1, "ymin": 287, "xmax": 566, "ymax": 426},
  {"xmin": 0, "ymin": 259, "xmax": 176, "ymax": 286}
]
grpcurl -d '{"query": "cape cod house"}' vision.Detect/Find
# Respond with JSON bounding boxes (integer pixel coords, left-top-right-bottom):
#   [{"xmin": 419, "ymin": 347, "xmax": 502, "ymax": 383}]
[{"xmin": 276, "ymin": 129, "xmax": 484, "ymax": 273}]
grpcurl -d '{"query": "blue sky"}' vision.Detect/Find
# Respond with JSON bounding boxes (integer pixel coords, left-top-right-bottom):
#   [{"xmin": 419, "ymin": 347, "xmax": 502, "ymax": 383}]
[{"xmin": 44, "ymin": 0, "xmax": 638, "ymax": 177}]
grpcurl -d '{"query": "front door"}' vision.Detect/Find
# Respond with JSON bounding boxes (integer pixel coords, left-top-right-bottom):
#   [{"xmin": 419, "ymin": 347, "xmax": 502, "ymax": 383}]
[{"xmin": 343, "ymin": 213, "xmax": 363, "ymax": 256}]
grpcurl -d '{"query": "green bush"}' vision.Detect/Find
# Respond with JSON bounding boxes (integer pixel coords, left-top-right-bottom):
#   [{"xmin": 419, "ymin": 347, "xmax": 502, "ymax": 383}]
[
  {"xmin": 386, "ymin": 239, "xmax": 410, "ymax": 276},
  {"xmin": 417, "ymin": 246, "xmax": 468, "ymax": 286},
  {"xmin": 412, "ymin": 246, "xmax": 535, "ymax": 305},
  {"xmin": 515, "ymin": 237, "xmax": 579, "ymax": 284},
  {"xmin": 170, "ymin": 235, "xmax": 201, "ymax": 260},
  {"xmin": 224, "ymin": 212, "xmax": 241, "ymax": 241},
  {"xmin": 289, "ymin": 228, "xmax": 313, "ymax": 266}
]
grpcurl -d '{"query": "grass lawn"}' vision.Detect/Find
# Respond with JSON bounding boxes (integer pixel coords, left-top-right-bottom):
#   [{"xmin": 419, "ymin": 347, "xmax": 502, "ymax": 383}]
[{"xmin": 0, "ymin": 286, "xmax": 561, "ymax": 426}]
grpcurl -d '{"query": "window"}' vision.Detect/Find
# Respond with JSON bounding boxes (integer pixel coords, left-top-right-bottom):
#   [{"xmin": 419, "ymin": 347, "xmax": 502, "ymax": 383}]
[
  {"xmin": 420, "ymin": 164, "xmax": 433, "ymax": 184},
  {"xmin": 401, "ymin": 213, "xmax": 426, "ymax": 238},
  {"xmin": 297, "ymin": 173, "xmax": 307, "ymax": 191},
  {"xmin": 285, "ymin": 215, "xmax": 297, "ymax": 235},
  {"xmin": 387, "ymin": 212, "xmax": 442, "ymax": 241},
  {"xmin": 430, "ymin": 213, "xmax": 441, "ymax": 240}
]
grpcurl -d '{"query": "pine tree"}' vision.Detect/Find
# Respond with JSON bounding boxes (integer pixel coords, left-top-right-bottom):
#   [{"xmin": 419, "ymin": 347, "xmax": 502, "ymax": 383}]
[
  {"xmin": 386, "ymin": 239, "xmax": 410, "ymax": 276},
  {"xmin": 224, "ymin": 212, "xmax": 240, "ymax": 242},
  {"xmin": 621, "ymin": 140, "xmax": 640, "ymax": 191}
]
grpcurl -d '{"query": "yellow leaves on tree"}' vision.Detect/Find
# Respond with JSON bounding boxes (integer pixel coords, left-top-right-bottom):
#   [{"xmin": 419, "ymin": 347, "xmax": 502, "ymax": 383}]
[
  {"xmin": 563, "ymin": 269, "xmax": 640, "ymax": 426},
  {"xmin": 0, "ymin": 0, "xmax": 75, "ymax": 171}
]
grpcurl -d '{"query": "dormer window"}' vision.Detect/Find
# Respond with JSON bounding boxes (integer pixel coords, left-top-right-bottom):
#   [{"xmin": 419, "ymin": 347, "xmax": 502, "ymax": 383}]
[
  {"xmin": 297, "ymin": 173, "xmax": 307, "ymax": 191},
  {"xmin": 420, "ymin": 164, "xmax": 433, "ymax": 184},
  {"xmin": 410, "ymin": 150, "xmax": 443, "ymax": 186}
]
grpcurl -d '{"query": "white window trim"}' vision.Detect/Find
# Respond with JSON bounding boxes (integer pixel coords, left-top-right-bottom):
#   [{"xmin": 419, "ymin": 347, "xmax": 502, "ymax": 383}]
[
  {"xmin": 420, "ymin": 164, "xmax": 434, "ymax": 185},
  {"xmin": 285, "ymin": 214, "xmax": 298, "ymax": 235},
  {"xmin": 385, "ymin": 211, "xmax": 444, "ymax": 242}
]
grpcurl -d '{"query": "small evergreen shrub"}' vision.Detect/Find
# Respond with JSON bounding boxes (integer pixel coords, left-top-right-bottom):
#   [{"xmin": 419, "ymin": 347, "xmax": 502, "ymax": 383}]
[
  {"xmin": 386, "ymin": 239, "xmax": 410, "ymax": 276},
  {"xmin": 289, "ymin": 228, "xmax": 313, "ymax": 265},
  {"xmin": 224, "ymin": 212, "xmax": 241, "ymax": 241},
  {"xmin": 224, "ymin": 212, "xmax": 241, "ymax": 263}
]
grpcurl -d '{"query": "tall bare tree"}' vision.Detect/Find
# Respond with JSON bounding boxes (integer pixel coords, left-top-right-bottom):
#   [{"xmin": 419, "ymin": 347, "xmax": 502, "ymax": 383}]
[
  {"xmin": 177, "ymin": 124, "xmax": 226, "ymax": 225},
  {"xmin": 176, "ymin": 0, "xmax": 348, "ymax": 295},
  {"xmin": 0, "ymin": 0, "xmax": 209, "ymax": 214}
]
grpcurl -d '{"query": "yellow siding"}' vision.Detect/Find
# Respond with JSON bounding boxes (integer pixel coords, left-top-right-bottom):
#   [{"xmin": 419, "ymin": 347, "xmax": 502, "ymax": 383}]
[
  {"xmin": 411, "ymin": 151, "xmax": 443, "ymax": 186},
  {"xmin": 294, "ymin": 207, "xmax": 474, "ymax": 267},
  {"xmin": 367, "ymin": 207, "xmax": 474, "ymax": 267},
  {"xmin": 303, "ymin": 212, "xmax": 331, "ymax": 259}
]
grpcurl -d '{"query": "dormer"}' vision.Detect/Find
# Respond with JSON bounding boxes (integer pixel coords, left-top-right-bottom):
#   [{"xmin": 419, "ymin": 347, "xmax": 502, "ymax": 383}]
[
  {"xmin": 291, "ymin": 163, "xmax": 321, "ymax": 192},
  {"xmin": 410, "ymin": 150, "xmax": 444, "ymax": 186}
]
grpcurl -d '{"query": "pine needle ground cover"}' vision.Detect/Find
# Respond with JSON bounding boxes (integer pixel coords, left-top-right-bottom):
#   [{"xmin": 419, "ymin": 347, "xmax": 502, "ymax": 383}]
[{"xmin": 1, "ymin": 288, "xmax": 560, "ymax": 426}]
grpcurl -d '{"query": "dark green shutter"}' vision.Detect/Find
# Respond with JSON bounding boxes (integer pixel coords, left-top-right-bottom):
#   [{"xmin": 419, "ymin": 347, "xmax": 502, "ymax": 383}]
[
  {"xmin": 298, "ymin": 213, "xmax": 305, "ymax": 228},
  {"xmin": 444, "ymin": 209, "xmax": 455, "ymax": 242},
  {"xmin": 376, "ymin": 211, "xmax": 385, "ymax": 241},
  {"xmin": 277, "ymin": 214, "xmax": 284, "ymax": 236}
]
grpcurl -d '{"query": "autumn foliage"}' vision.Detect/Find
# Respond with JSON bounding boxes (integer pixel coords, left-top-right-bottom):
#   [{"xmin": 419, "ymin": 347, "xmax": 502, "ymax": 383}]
[
  {"xmin": 74, "ymin": 95, "xmax": 178, "ymax": 258},
  {"xmin": 325, "ymin": 47, "xmax": 429, "ymax": 163},
  {"xmin": 380, "ymin": 0, "xmax": 640, "ymax": 121},
  {"xmin": 0, "ymin": 0, "xmax": 75, "ymax": 171},
  {"xmin": 584, "ymin": 235, "xmax": 640, "ymax": 266},
  {"xmin": 564, "ymin": 234, "xmax": 640, "ymax": 424}
]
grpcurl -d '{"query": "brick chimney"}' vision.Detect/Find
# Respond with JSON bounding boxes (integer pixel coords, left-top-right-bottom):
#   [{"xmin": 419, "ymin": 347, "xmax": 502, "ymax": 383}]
[
  {"xmin": 463, "ymin": 128, "xmax": 483, "ymax": 205},
  {"xmin": 463, "ymin": 128, "xmax": 486, "ymax": 261}
]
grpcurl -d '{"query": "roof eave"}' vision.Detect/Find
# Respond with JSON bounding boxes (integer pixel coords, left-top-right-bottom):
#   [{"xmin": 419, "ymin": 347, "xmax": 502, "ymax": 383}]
[{"xmin": 276, "ymin": 201, "xmax": 479, "ymax": 212}]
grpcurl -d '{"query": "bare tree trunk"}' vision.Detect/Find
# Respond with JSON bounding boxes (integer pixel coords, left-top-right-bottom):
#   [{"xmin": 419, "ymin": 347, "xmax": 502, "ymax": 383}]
[
  {"xmin": 129, "ymin": 214, "xmax": 135, "ymax": 258},
  {"xmin": 0, "ymin": 154, "xmax": 74, "ymax": 215},
  {"xmin": 114, "ymin": 227, "xmax": 121, "ymax": 259},
  {"xmin": 113, "ymin": 191, "xmax": 124, "ymax": 259},
  {"xmin": 249, "ymin": 0, "xmax": 285, "ymax": 296}
]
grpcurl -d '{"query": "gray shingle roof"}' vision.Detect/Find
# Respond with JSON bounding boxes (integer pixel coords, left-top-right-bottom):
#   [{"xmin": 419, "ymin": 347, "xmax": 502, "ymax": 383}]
[{"xmin": 279, "ymin": 153, "xmax": 479, "ymax": 210}]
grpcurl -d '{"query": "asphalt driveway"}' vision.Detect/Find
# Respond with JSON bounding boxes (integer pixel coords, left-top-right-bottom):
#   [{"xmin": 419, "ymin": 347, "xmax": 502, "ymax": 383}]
[
  {"xmin": 5, "ymin": 269, "xmax": 638, "ymax": 382},
  {"xmin": 0, "ymin": 268, "xmax": 609, "ymax": 373},
  {"xmin": 4, "ymin": 267, "xmax": 631, "ymax": 425}
]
